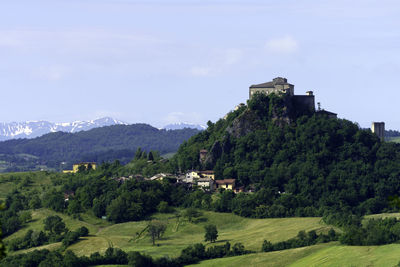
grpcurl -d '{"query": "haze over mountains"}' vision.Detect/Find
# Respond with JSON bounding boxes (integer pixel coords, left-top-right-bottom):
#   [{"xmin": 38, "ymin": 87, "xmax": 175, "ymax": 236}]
[
  {"xmin": 0, "ymin": 123, "xmax": 200, "ymax": 172},
  {"xmin": 0, "ymin": 117, "xmax": 127, "ymax": 141},
  {"xmin": 162, "ymin": 123, "xmax": 206, "ymax": 131},
  {"xmin": 0, "ymin": 118, "xmax": 205, "ymax": 141}
]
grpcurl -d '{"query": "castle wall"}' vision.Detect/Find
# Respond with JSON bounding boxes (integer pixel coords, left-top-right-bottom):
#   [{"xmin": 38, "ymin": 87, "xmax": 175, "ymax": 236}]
[
  {"xmin": 249, "ymin": 87, "xmax": 275, "ymax": 98},
  {"xmin": 249, "ymin": 85, "xmax": 294, "ymax": 98},
  {"xmin": 292, "ymin": 95, "xmax": 315, "ymax": 112},
  {"xmin": 371, "ymin": 122, "xmax": 385, "ymax": 141}
]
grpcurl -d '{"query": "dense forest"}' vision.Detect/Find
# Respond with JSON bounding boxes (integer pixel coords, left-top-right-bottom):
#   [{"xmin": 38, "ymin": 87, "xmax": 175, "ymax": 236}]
[
  {"xmin": 386, "ymin": 129, "xmax": 400, "ymax": 138},
  {"xmin": 168, "ymin": 93, "xmax": 400, "ymax": 216},
  {"xmin": 0, "ymin": 124, "xmax": 199, "ymax": 172}
]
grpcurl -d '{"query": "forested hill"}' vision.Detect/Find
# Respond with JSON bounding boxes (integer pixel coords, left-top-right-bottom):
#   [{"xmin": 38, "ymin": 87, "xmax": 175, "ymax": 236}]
[
  {"xmin": 0, "ymin": 124, "xmax": 199, "ymax": 172},
  {"xmin": 170, "ymin": 93, "xmax": 400, "ymax": 215}
]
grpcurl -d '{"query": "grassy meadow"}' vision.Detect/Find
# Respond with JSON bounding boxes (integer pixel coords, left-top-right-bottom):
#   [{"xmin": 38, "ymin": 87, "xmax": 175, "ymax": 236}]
[
  {"xmin": 387, "ymin": 137, "xmax": 400, "ymax": 143},
  {"xmin": 188, "ymin": 243, "xmax": 400, "ymax": 267},
  {"xmin": 0, "ymin": 171, "xmax": 53, "ymax": 200},
  {"xmin": 6, "ymin": 209, "xmax": 332, "ymax": 259}
]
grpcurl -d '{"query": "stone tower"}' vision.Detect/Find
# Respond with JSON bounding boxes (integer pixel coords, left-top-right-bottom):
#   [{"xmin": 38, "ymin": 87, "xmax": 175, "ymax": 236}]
[
  {"xmin": 371, "ymin": 122, "xmax": 385, "ymax": 141},
  {"xmin": 249, "ymin": 77, "xmax": 294, "ymax": 99}
]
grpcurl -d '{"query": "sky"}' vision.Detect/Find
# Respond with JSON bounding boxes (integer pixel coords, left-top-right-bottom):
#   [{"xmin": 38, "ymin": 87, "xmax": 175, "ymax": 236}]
[{"xmin": 0, "ymin": 0, "xmax": 399, "ymax": 129}]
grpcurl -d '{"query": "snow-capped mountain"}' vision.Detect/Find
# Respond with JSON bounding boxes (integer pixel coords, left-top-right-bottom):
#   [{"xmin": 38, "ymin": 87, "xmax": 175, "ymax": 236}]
[
  {"xmin": 162, "ymin": 122, "xmax": 206, "ymax": 131},
  {"xmin": 0, "ymin": 117, "xmax": 127, "ymax": 141}
]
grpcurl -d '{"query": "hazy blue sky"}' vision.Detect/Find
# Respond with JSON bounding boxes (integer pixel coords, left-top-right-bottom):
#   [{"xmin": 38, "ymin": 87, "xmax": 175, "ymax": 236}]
[{"xmin": 1, "ymin": 0, "xmax": 399, "ymax": 129}]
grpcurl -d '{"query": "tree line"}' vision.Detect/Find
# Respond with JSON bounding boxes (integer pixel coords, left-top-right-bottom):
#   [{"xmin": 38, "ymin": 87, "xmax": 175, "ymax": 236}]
[{"xmin": 0, "ymin": 124, "xmax": 199, "ymax": 172}]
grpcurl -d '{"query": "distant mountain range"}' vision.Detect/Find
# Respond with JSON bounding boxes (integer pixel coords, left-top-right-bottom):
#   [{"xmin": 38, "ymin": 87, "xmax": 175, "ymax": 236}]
[
  {"xmin": 0, "ymin": 118, "xmax": 206, "ymax": 141},
  {"xmin": 0, "ymin": 124, "xmax": 200, "ymax": 172},
  {"xmin": 162, "ymin": 123, "xmax": 206, "ymax": 131},
  {"xmin": 0, "ymin": 117, "xmax": 127, "ymax": 141}
]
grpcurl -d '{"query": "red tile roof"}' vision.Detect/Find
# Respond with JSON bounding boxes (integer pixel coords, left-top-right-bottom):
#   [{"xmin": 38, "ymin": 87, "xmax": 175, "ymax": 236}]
[{"xmin": 215, "ymin": 179, "xmax": 235, "ymax": 185}]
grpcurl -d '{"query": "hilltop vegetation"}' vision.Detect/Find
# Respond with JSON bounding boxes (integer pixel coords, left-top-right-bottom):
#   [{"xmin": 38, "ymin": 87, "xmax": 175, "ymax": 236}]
[
  {"xmin": 170, "ymin": 93, "xmax": 400, "ymax": 217},
  {"xmin": 0, "ymin": 124, "xmax": 199, "ymax": 172}
]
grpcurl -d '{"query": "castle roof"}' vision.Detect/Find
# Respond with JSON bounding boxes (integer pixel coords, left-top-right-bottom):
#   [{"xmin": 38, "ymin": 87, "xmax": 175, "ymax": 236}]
[
  {"xmin": 249, "ymin": 81, "xmax": 275, "ymax": 88},
  {"xmin": 249, "ymin": 77, "xmax": 293, "ymax": 88},
  {"xmin": 317, "ymin": 110, "xmax": 337, "ymax": 116}
]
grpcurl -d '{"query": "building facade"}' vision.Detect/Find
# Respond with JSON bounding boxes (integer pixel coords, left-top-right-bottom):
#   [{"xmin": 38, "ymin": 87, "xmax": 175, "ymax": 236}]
[
  {"xmin": 372, "ymin": 122, "xmax": 385, "ymax": 141},
  {"xmin": 249, "ymin": 77, "xmax": 294, "ymax": 98},
  {"xmin": 249, "ymin": 77, "xmax": 315, "ymax": 112}
]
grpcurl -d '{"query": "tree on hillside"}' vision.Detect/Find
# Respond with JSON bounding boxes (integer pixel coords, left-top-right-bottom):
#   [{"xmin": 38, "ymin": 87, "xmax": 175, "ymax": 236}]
[
  {"xmin": 204, "ymin": 224, "xmax": 218, "ymax": 243},
  {"xmin": 77, "ymin": 164, "xmax": 87, "ymax": 173},
  {"xmin": 147, "ymin": 220, "xmax": 167, "ymax": 245},
  {"xmin": 87, "ymin": 163, "xmax": 93, "ymax": 171},
  {"xmin": 43, "ymin": 215, "xmax": 67, "ymax": 236},
  {"xmin": 19, "ymin": 211, "xmax": 32, "ymax": 224},
  {"xmin": 134, "ymin": 147, "xmax": 143, "ymax": 160},
  {"xmin": 42, "ymin": 190, "xmax": 65, "ymax": 212},
  {"xmin": 183, "ymin": 208, "xmax": 203, "ymax": 223},
  {"xmin": 0, "ymin": 203, "xmax": 6, "ymax": 260}
]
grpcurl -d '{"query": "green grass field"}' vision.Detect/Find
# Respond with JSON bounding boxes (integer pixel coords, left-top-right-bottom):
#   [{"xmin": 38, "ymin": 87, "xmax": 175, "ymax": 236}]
[
  {"xmin": 0, "ymin": 171, "xmax": 53, "ymax": 200},
  {"xmin": 188, "ymin": 243, "xmax": 400, "ymax": 267},
  {"xmin": 68, "ymin": 211, "xmax": 332, "ymax": 258},
  {"xmin": 6, "ymin": 209, "xmax": 332, "ymax": 259},
  {"xmin": 6, "ymin": 207, "xmax": 400, "ymax": 266},
  {"xmin": 4, "ymin": 209, "xmax": 111, "ymax": 243},
  {"xmin": 387, "ymin": 137, "xmax": 400, "ymax": 143}
]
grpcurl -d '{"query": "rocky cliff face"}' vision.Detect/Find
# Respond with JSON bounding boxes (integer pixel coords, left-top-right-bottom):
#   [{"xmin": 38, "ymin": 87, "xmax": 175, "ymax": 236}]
[
  {"xmin": 226, "ymin": 109, "xmax": 263, "ymax": 138},
  {"xmin": 200, "ymin": 94, "xmax": 308, "ymax": 169}
]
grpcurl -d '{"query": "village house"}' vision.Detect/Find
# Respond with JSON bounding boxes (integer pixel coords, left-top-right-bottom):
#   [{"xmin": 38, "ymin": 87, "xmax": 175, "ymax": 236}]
[
  {"xmin": 184, "ymin": 170, "xmax": 215, "ymax": 183},
  {"xmin": 199, "ymin": 170, "xmax": 215, "ymax": 180},
  {"xmin": 197, "ymin": 178, "xmax": 214, "ymax": 191},
  {"xmin": 215, "ymin": 179, "xmax": 236, "ymax": 190},
  {"xmin": 64, "ymin": 190, "xmax": 75, "ymax": 201},
  {"xmin": 62, "ymin": 162, "xmax": 97, "ymax": 173},
  {"xmin": 185, "ymin": 170, "xmax": 201, "ymax": 183},
  {"xmin": 149, "ymin": 173, "xmax": 173, "ymax": 181},
  {"xmin": 234, "ymin": 186, "xmax": 245, "ymax": 194},
  {"xmin": 73, "ymin": 162, "xmax": 96, "ymax": 172},
  {"xmin": 113, "ymin": 175, "xmax": 144, "ymax": 183}
]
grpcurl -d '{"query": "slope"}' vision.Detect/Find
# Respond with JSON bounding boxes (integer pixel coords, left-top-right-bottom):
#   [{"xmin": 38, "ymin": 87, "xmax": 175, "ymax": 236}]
[
  {"xmin": 6, "ymin": 209, "xmax": 333, "ymax": 259},
  {"xmin": 0, "ymin": 124, "xmax": 199, "ymax": 172},
  {"xmin": 188, "ymin": 243, "xmax": 400, "ymax": 267}
]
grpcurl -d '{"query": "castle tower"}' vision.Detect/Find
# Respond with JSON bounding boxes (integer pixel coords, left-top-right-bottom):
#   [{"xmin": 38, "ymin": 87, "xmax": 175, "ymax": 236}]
[
  {"xmin": 199, "ymin": 149, "xmax": 208, "ymax": 162},
  {"xmin": 249, "ymin": 77, "xmax": 294, "ymax": 99},
  {"xmin": 371, "ymin": 122, "xmax": 385, "ymax": 141}
]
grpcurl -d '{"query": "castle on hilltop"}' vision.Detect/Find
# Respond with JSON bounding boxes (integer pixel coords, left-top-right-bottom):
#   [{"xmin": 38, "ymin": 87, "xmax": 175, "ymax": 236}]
[{"xmin": 249, "ymin": 77, "xmax": 316, "ymax": 112}]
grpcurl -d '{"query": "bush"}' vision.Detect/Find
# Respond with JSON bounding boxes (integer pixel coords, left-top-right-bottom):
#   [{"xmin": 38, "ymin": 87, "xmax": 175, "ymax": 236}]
[
  {"xmin": 78, "ymin": 226, "xmax": 89, "ymax": 237},
  {"xmin": 157, "ymin": 201, "xmax": 173, "ymax": 213}
]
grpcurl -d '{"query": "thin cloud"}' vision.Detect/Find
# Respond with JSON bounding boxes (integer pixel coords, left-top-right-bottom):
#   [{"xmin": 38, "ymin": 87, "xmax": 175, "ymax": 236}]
[
  {"xmin": 189, "ymin": 48, "xmax": 243, "ymax": 77},
  {"xmin": 190, "ymin": 66, "xmax": 214, "ymax": 77},
  {"xmin": 164, "ymin": 111, "xmax": 203, "ymax": 125},
  {"xmin": 265, "ymin": 36, "xmax": 299, "ymax": 54},
  {"xmin": 0, "ymin": 30, "xmax": 167, "ymax": 52},
  {"xmin": 224, "ymin": 48, "xmax": 243, "ymax": 65},
  {"xmin": 31, "ymin": 65, "xmax": 70, "ymax": 81}
]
